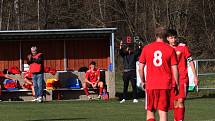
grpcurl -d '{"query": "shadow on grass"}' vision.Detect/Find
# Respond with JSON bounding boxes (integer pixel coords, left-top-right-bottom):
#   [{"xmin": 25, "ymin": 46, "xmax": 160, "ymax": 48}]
[
  {"xmin": 115, "ymin": 88, "xmax": 145, "ymax": 100},
  {"xmin": 187, "ymin": 92, "xmax": 215, "ymax": 100},
  {"xmin": 26, "ymin": 118, "xmax": 87, "ymax": 121}
]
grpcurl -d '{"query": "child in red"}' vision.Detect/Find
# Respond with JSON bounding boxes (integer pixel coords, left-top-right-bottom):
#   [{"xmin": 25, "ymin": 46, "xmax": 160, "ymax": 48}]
[
  {"xmin": 23, "ymin": 71, "xmax": 35, "ymax": 96},
  {"xmin": 83, "ymin": 61, "xmax": 104, "ymax": 100},
  {"xmin": 167, "ymin": 29, "xmax": 198, "ymax": 121}
]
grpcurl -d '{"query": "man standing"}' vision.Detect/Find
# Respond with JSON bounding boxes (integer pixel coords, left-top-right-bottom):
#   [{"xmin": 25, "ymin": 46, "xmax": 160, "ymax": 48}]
[
  {"xmin": 139, "ymin": 27, "xmax": 179, "ymax": 121},
  {"xmin": 119, "ymin": 41, "xmax": 141, "ymax": 103},
  {"xmin": 166, "ymin": 29, "xmax": 198, "ymax": 121},
  {"xmin": 27, "ymin": 46, "xmax": 44, "ymax": 103}
]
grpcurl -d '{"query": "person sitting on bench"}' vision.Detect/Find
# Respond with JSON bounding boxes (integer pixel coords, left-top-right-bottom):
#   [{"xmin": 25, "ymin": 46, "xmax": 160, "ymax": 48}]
[
  {"xmin": 22, "ymin": 71, "xmax": 35, "ymax": 97},
  {"xmin": 0, "ymin": 69, "xmax": 18, "ymax": 100},
  {"xmin": 83, "ymin": 61, "xmax": 104, "ymax": 100}
]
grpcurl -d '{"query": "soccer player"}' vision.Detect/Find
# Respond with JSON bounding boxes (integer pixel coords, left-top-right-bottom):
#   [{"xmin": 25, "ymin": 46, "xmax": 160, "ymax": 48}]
[
  {"xmin": 139, "ymin": 27, "xmax": 179, "ymax": 121},
  {"xmin": 166, "ymin": 29, "xmax": 198, "ymax": 121},
  {"xmin": 83, "ymin": 61, "xmax": 104, "ymax": 100}
]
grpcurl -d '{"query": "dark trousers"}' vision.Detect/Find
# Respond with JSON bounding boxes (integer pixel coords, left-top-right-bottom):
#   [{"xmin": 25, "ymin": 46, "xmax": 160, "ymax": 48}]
[{"xmin": 122, "ymin": 70, "xmax": 138, "ymax": 99}]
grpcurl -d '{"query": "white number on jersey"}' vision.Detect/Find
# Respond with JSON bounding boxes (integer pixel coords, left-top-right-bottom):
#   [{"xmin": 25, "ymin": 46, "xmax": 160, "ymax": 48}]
[{"xmin": 153, "ymin": 50, "xmax": 162, "ymax": 67}]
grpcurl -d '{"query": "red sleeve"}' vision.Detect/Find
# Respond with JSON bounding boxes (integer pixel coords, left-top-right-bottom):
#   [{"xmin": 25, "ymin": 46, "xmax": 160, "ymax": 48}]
[
  {"xmin": 184, "ymin": 46, "xmax": 192, "ymax": 59},
  {"xmin": 96, "ymin": 69, "xmax": 100, "ymax": 78},
  {"xmin": 0, "ymin": 72, "xmax": 4, "ymax": 77},
  {"xmin": 85, "ymin": 71, "xmax": 89, "ymax": 80},
  {"xmin": 139, "ymin": 47, "xmax": 146, "ymax": 64},
  {"xmin": 171, "ymin": 49, "xmax": 178, "ymax": 65}
]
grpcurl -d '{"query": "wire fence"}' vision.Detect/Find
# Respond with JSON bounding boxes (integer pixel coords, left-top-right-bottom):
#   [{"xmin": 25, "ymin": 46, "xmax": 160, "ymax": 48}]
[{"xmin": 195, "ymin": 59, "xmax": 215, "ymax": 91}]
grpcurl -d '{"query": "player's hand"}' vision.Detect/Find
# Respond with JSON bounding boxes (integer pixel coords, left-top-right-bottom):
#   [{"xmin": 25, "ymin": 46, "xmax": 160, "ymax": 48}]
[
  {"xmin": 27, "ymin": 54, "xmax": 32, "ymax": 60},
  {"xmin": 194, "ymin": 76, "xmax": 198, "ymax": 86},
  {"xmin": 120, "ymin": 41, "xmax": 123, "ymax": 46},
  {"xmin": 120, "ymin": 41, "xmax": 123, "ymax": 49},
  {"xmin": 174, "ymin": 86, "xmax": 179, "ymax": 95},
  {"xmin": 92, "ymin": 82, "xmax": 97, "ymax": 88},
  {"xmin": 141, "ymin": 82, "xmax": 145, "ymax": 90}
]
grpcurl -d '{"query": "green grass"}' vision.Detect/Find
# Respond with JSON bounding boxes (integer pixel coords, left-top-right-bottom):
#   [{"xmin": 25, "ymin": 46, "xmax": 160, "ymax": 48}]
[
  {"xmin": 0, "ymin": 98, "xmax": 215, "ymax": 121},
  {"xmin": 198, "ymin": 75, "xmax": 215, "ymax": 88},
  {"xmin": 0, "ymin": 73, "xmax": 214, "ymax": 121}
]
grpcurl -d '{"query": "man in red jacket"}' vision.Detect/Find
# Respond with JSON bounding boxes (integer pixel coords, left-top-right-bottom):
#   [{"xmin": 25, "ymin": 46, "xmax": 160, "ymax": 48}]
[{"xmin": 27, "ymin": 46, "xmax": 44, "ymax": 103}]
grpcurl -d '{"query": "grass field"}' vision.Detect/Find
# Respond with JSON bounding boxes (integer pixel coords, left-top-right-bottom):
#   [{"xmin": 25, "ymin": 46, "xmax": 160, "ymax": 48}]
[
  {"xmin": 0, "ymin": 72, "xmax": 214, "ymax": 121},
  {"xmin": 0, "ymin": 98, "xmax": 215, "ymax": 121}
]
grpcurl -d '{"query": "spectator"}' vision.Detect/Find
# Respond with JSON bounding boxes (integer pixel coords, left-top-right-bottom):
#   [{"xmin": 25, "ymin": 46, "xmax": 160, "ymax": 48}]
[
  {"xmin": 119, "ymin": 40, "xmax": 142, "ymax": 103},
  {"xmin": 83, "ymin": 61, "xmax": 104, "ymax": 100},
  {"xmin": 139, "ymin": 27, "xmax": 179, "ymax": 121},
  {"xmin": 0, "ymin": 69, "xmax": 18, "ymax": 100},
  {"xmin": 27, "ymin": 46, "xmax": 44, "ymax": 103}
]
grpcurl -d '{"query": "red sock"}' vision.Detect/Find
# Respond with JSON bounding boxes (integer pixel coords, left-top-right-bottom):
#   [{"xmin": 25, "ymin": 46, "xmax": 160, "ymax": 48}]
[
  {"xmin": 84, "ymin": 88, "xmax": 89, "ymax": 96},
  {"xmin": 178, "ymin": 107, "xmax": 185, "ymax": 121},
  {"xmin": 174, "ymin": 107, "xmax": 179, "ymax": 121},
  {"xmin": 147, "ymin": 118, "xmax": 156, "ymax": 121},
  {"xmin": 99, "ymin": 87, "xmax": 103, "ymax": 95}
]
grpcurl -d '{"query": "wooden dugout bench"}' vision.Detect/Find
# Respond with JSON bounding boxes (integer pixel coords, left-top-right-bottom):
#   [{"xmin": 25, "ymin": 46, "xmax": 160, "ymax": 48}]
[{"xmin": 1, "ymin": 71, "xmax": 115, "ymax": 101}]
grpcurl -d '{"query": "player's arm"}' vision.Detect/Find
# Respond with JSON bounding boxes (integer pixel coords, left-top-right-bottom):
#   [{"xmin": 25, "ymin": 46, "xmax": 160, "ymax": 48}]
[
  {"xmin": 85, "ymin": 72, "xmax": 92, "ymax": 85},
  {"xmin": 185, "ymin": 45, "xmax": 199, "ymax": 86},
  {"xmin": 188, "ymin": 57, "xmax": 198, "ymax": 86},
  {"xmin": 119, "ymin": 41, "xmax": 125, "ymax": 57},
  {"xmin": 171, "ymin": 65, "xmax": 179, "ymax": 89},
  {"xmin": 139, "ymin": 62, "xmax": 146, "ymax": 89},
  {"xmin": 95, "ymin": 70, "xmax": 100, "ymax": 84},
  {"xmin": 4, "ymin": 74, "xmax": 17, "ymax": 81}
]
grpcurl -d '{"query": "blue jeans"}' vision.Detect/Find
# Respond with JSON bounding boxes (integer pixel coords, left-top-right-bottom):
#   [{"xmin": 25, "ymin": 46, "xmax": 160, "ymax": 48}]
[{"xmin": 33, "ymin": 73, "xmax": 44, "ymax": 98}]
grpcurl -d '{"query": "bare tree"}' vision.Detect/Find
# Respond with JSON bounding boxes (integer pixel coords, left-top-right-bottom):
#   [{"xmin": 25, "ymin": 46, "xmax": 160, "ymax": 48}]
[
  {"xmin": 37, "ymin": 0, "xmax": 40, "ymax": 29},
  {"xmin": 0, "ymin": 0, "xmax": 3, "ymax": 30},
  {"xmin": 14, "ymin": 0, "xmax": 20, "ymax": 29}
]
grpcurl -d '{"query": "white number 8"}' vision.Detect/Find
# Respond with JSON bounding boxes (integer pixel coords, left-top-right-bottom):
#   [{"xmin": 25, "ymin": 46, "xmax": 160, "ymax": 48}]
[{"xmin": 153, "ymin": 50, "xmax": 162, "ymax": 67}]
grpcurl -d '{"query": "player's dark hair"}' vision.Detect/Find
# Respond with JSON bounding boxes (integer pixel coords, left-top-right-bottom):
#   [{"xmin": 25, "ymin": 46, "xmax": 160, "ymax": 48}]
[
  {"xmin": 166, "ymin": 29, "xmax": 178, "ymax": 37},
  {"xmin": 90, "ymin": 61, "xmax": 96, "ymax": 66},
  {"xmin": 178, "ymin": 37, "xmax": 187, "ymax": 44},
  {"xmin": 155, "ymin": 27, "xmax": 167, "ymax": 39}
]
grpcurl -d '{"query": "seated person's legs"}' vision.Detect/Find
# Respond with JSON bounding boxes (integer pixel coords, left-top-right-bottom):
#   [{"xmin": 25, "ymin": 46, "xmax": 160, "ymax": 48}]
[
  {"xmin": 83, "ymin": 80, "xmax": 91, "ymax": 98},
  {"xmin": 23, "ymin": 77, "xmax": 35, "ymax": 96},
  {"xmin": 97, "ymin": 81, "xmax": 104, "ymax": 97}
]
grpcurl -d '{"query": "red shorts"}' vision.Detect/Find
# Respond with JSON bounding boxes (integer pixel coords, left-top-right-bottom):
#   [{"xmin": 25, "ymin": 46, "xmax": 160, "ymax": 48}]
[
  {"xmin": 145, "ymin": 89, "xmax": 171, "ymax": 111},
  {"xmin": 175, "ymin": 83, "xmax": 188, "ymax": 100}
]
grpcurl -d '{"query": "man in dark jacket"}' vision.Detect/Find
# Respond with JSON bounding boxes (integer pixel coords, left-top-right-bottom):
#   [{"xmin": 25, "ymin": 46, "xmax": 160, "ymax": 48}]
[
  {"xmin": 27, "ymin": 46, "xmax": 44, "ymax": 103},
  {"xmin": 119, "ymin": 40, "xmax": 142, "ymax": 103}
]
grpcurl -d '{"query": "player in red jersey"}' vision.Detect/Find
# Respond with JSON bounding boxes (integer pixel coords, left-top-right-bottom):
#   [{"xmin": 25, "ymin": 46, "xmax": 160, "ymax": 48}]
[
  {"xmin": 83, "ymin": 61, "xmax": 104, "ymax": 100},
  {"xmin": 167, "ymin": 29, "xmax": 198, "ymax": 121},
  {"xmin": 139, "ymin": 27, "xmax": 179, "ymax": 121}
]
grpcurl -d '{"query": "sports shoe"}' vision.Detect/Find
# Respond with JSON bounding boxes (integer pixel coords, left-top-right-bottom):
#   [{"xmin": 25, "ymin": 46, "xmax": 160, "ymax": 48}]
[
  {"xmin": 88, "ymin": 96, "xmax": 92, "ymax": 100},
  {"xmin": 31, "ymin": 98, "xmax": 38, "ymax": 102},
  {"xmin": 120, "ymin": 99, "xmax": 126, "ymax": 103},
  {"xmin": 37, "ymin": 96, "xmax": 43, "ymax": 103},
  {"xmin": 96, "ymin": 95, "xmax": 101, "ymax": 99},
  {"xmin": 133, "ymin": 99, "xmax": 138, "ymax": 103}
]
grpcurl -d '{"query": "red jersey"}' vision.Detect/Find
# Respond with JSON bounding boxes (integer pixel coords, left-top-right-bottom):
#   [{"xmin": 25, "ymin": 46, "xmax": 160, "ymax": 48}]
[
  {"xmin": 85, "ymin": 68, "xmax": 100, "ymax": 83},
  {"xmin": 139, "ymin": 41, "xmax": 178, "ymax": 89},
  {"xmin": 174, "ymin": 43, "xmax": 191, "ymax": 84}
]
